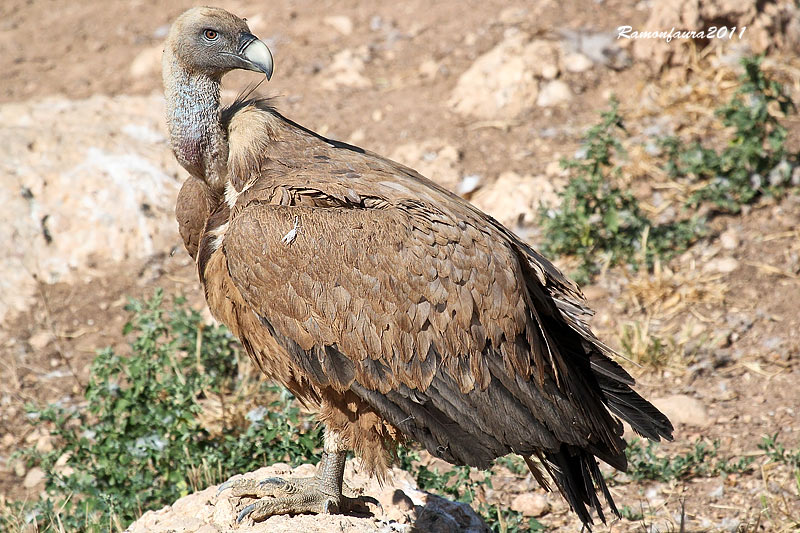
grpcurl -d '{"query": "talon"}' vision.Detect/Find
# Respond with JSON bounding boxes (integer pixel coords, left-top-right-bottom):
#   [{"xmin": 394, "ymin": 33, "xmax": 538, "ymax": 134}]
[
  {"xmin": 217, "ymin": 479, "xmax": 235, "ymax": 496},
  {"xmin": 322, "ymin": 498, "xmax": 339, "ymax": 514},
  {"xmin": 237, "ymin": 503, "xmax": 256, "ymax": 523},
  {"xmin": 258, "ymin": 477, "xmax": 287, "ymax": 488}
]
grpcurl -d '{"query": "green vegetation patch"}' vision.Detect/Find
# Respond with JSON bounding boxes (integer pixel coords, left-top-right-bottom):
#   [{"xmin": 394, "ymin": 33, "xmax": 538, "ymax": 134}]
[
  {"xmin": 623, "ymin": 438, "xmax": 755, "ymax": 483},
  {"xmin": 8, "ymin": 290, "xmax": 321, "ymax": 532},
  {"xmin": 665, "ymin": 56, "xmax": 798, "ymax": 213},
  {"xmin": 538, "ymin": 99, "xmax": 700, "ymax": 284},
  {"xmin": 539, "ymin": 56, "xmax": 798, "ymax": 283}
]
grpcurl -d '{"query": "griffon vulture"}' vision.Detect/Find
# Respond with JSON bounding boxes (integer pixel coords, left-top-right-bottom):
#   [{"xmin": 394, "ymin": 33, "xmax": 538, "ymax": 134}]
[{"xmin": 163, "ymin": 7, "xmax": 673, "ymax": 527}]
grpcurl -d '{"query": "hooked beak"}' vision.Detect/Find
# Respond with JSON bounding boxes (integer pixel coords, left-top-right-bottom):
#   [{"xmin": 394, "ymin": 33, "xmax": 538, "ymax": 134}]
[{"xmin": 238, "ymin": 33, "xmax": 274, "ymax": 80}]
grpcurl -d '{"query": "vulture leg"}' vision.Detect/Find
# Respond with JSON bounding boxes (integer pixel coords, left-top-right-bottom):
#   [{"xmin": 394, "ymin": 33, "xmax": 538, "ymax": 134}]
[{"xmin": 218, "ymin": 430, "xmax": 367, "ymax": 521}]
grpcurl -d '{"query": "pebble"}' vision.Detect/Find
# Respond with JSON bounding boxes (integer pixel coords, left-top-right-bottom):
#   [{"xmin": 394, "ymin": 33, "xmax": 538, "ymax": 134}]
[
  {"xmin": 510, "ymin": 493, "xmax": 550, "ymax": 517},
  {"xmin": 536, "ymin": 80, "xmax": 572, "ymax": 107},
  {"xmin": 540, "ymin": 64, "xmax": 559, "ymax": 80},
  {"xmin": 563, "ymin": 52, "xmax": 594, "ymax": 73},
  {"xmin": 12, "ymin": 458, "xmax": 26, "ymax": 478},
  {"xmin": 28, "ymin": 330, "xmax": 53, "ymax": 351},
  {"xmin": 324, "ymin": 15, "xmax": 354, "ymax": 35},
  {"xmin": 652, "ymin": 394, "xmax": 710, "ymax": 427},
  {"xmin": 35, "ymin": 432, "xmax": 53, "ymax": 453},
  {"xmin": 457, "ymin": 174, "xmax": 482, "ymax": 196},
  {"xmin": 23, "ymin": 466, "xmax": 46, "ymax": 488},
  {"xmin": 719, "ymin": 229, "xmax": 739, "ymax": 250},
  {"xmin": 703, "ymin": 257, "xmax": 739, "ymax": 274}
]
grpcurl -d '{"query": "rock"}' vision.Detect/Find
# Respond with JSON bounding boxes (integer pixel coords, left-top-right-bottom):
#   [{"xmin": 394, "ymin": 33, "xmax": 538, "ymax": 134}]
[
  {"xmin": 0, "ymin": 95, "xmax": 183, "ymax": 323},
  {"xmin": 540, "ymin": 64, "xmax": 558, "ymax": 80},
  {"xmin": 632, "ymin": 0, "xmax": 799, "ymax": 70},
  {"xmin": 28, "ymin": 329, "xmax": 54, "ymax": 351},
  {"xmin": 510, "ymin": 493, "xmax": 550, "ymax": 517},
  {"xmin": 320, "ymin": 48, "xmax": 372, "ymax": 90},
  {"xmin": 418, "ymin": 58, "xmax": 441, "ymax": 79},
  {"xmin": 545, "ymin": 160, "xmax": 566, "ymax": 178},
  {"xmin": 562, "ymin": 52, "xmax": 593, "ymax": 73},
  {"xmin": 536, "ymin": 80, "xmax": 572, "ymax": 107},
  {"xmin": 471, "ymin": 171, "xmax": 562, "ymax": 230},
  {"xmin": 560, "ymin": 29, "xmax": 630, "ymax": 70},
  {"xmin": 719, "ymin": 229, "xmax": 739, "ymax": 250},
  {"xmin": 652, "ymin": 394, "xmax": 710, "ymax": 427},
  {"xmin": 35, "ymin": 432, "xmax": 53, "ymax": 454},
  {"xmin": 456, "ymin": 174, "xmax": 482, "ymax": 196},
  {"xmin": 129, "ymin": 45, "xmax": 164, "ymax": 78},
  {"xmin": 378, "ymin": 487, "xmax": 416, "ymax": 523},
  {"xmin": 125, "ymin": 462, "xmax": 488, "ymax": 533},
  {"xmin": 703, "ymin": 257, "xmax": 739, "ymax": 274},
  {"xmin": 12, "ymin": 458, "xmax": 26, "ymax": 478},
  {"xmin": 390, "ymin": 141, "xmax": 461, "ymax": 190},
  {"xmin": 23, "ymin": 466, "xmax": 46, "ymax": 489},
  {"xmin": 449, "ymin": 32, "xmax": 561, "ymax": 119},
  {"xmin": 324, "ymin": 15, "xmax": 354, "ymax": 36}
]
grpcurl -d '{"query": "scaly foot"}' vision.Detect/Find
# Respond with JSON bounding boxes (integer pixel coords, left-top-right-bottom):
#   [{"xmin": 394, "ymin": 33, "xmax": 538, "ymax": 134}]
[
  {"xmin": 218, "ymin": 475, "xmax": 364, "ymax": 521},
  {"xmin": 217, "ymin": 451, "xmax": 370, "ymax": 522}
]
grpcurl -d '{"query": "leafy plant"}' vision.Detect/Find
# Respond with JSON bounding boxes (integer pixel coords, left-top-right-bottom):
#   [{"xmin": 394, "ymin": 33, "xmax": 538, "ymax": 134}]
[
  {"xmin": 399, "ymin": 448, "xmax": 546, "ymax": 532},
  {"xmin": 619, "ymin": 504, "xmax": 645, "ymax": 521},
  {"xmin": 665, "ymin": 55, "xmax": 798, "ymax": 212},
  {"xmin": 759, "ymin": 433, "xmax": 800, "ymax": 469},
  {"xmin": 10, "ymin": 290, "xmax": 321, "ymax": 532},
  {"xmin": 623, "ymin": 438, "xmax": 754, "ymax": 483},
  {"xmin": 539, "ymin": 99, "xmax": 700, "ymax": 283}
]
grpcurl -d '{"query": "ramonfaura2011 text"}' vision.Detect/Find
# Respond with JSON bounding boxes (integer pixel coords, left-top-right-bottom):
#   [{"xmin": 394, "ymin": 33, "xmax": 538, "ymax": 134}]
[{"xmin": 616, "ymin": 25, "xmax": 747, "ymax": 42}]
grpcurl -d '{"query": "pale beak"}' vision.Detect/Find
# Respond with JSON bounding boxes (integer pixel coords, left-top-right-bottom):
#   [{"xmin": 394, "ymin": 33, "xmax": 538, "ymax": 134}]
[{"xmin": 239, "ymin": 33, "xmax": 274, "ymax": 80}]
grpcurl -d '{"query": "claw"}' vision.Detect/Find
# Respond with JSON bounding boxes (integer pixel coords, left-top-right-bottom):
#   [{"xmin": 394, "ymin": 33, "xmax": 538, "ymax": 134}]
[
  {"xmin": 217, "ymin": 479, "xmax": 235, "ymax": 496},
  {"xmin": 258, "ymin": 477, "xmax": 288, "ymax": 488},
  {"xmin": 237, "ymin": 502, "xmax": 256, "ymax": 523},
  {"xmin": 322, "ymin": 498, "xmax": 339, "ymax": 514}
]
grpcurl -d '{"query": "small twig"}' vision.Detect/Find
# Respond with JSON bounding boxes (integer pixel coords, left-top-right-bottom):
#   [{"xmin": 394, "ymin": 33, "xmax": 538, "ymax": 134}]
[{"xmin": 32, "ymin": 273, "xmax": 84, "ymax": 390}]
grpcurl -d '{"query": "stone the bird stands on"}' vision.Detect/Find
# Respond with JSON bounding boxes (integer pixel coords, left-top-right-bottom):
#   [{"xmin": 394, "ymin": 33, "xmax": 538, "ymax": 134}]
[{"xmin": 163, "ymin": 7, "xmax": 673, "ymax": 527}]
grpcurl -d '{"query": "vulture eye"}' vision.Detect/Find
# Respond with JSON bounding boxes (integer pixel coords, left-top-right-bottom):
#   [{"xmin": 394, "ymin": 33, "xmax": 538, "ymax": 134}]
[{"xmin": 203, "ymin": 29, "xmax": 219, "ymax": 41}]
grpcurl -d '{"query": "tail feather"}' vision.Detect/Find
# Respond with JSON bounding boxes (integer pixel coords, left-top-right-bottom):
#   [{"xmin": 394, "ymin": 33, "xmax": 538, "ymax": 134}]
[
  {"xmin": 530, "ymin": 446, "xmax": 620, "ymax": 529},
  {"xmin": 590, "ymin": 354, "xmax": 674, "ymax": 442}
]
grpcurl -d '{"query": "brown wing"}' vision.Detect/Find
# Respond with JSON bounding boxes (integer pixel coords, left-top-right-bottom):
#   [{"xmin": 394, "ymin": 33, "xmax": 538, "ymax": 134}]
[
  {"xmin": 222, "ymin": 198, "xmax": 622, "ymax": 461},
  {"xmin": 216, "ymin": 99, "xmax": 673, "ymax": 524}
]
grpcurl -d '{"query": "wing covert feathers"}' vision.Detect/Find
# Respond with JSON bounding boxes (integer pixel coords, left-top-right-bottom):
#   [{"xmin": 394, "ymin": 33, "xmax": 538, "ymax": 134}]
[{"xmin": 181, "ymin": 98, "xmax": 674, "ymax": 527}]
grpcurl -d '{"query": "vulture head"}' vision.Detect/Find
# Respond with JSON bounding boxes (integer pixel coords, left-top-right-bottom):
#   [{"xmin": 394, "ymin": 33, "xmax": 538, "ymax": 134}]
[
  {"xmin": 163, "ymin": 7, "xmax": 274, "ymax": 191},
  {"xmin": 164, "ymin": 7, "xmax": 273, "ymax": 80}
]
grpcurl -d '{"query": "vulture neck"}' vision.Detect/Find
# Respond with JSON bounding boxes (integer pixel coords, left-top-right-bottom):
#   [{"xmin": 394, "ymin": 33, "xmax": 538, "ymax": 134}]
[{"xmin": 163, "ymin": 56, "xmax": 229, "ymax": 196}]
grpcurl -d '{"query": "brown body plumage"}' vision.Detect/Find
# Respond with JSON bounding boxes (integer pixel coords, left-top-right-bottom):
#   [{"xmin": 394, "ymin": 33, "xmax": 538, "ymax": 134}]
[{"xmin": 166, "ymin": 7, "xmax": 672, "ymax": 526}]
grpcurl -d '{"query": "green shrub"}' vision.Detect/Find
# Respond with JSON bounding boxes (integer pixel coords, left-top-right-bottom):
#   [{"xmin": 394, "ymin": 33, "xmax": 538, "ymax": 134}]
[
  {"xmin": 623, "ymin": 438, "xmax": 754, "ymax": 482},
  {"xmin": 665, "ymin": 55, "xmax": 798, "ymax": 213},
  {"xmin": 11, "ymin": 290, "xmax": 320, "ymax": 532},
  {"xmin": 539, "ymin": 99, "xmax": 700, "ymax": 283}
]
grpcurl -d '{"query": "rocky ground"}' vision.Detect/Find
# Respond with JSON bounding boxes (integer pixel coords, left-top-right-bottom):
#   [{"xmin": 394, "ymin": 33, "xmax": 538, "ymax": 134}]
[
  {"xmin": 127, "ymin": 462, "xmax": 487, "ymax": 533},
  {"xmin": 1, "ymin": 0, "xmax": 800, "ymax": 532}
]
